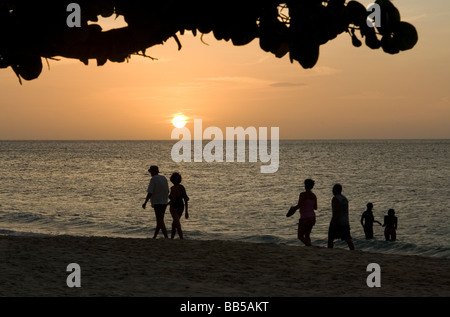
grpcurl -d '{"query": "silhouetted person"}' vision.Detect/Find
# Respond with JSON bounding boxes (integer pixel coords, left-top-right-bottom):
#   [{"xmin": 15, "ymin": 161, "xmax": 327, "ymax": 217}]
[
  {"xmin": 290, "ymin": 179, "xmax": 317, "ymax": 246},
  {"xmin": 328, "ymin": 184, "xmax": 355, "ymax": 250},
  {"xmin": 360, "ymin": 203, "xmax": 381, "ymax": 239},
  {"xmin": 383, "ymin": 209, "xmax": 398, "ymax": 241},
  {"xmin": 168, "ymin": 172, "xmax": 189, "ymax": 239},
  {"xmin": 142, "ymin": 165, "xmax": 169, "ymax": 239}
]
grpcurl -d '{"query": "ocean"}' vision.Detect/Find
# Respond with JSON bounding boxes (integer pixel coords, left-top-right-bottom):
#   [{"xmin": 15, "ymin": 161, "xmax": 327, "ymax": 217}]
[{"xmin": 0, "ymin": 140, "xmax": 449, "ymax": 258}]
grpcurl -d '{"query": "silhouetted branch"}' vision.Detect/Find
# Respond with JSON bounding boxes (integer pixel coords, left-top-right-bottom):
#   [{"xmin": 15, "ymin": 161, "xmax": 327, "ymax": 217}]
[{"xmin": 0, "ymin": 0, "xmax": 418, "ymax": 83}]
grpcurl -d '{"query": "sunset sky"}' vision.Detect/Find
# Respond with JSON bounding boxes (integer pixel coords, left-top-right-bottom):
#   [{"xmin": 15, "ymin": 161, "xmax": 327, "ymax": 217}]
[{"xmin": 0, "ymin": 0, "xmax": 449, "ymax": 140}]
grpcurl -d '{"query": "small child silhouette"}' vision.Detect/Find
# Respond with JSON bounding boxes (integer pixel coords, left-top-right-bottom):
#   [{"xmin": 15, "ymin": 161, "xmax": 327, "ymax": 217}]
[
  {"xmin": 360, "ymin": 203, "xmax": 381, "ymax": 239},
  {"xmin": 382, "ymin": 209, "xmax": 398, "ymax": 241}
]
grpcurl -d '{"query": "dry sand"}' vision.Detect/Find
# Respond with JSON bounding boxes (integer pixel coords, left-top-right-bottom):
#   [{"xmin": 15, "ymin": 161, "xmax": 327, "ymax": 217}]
[{"xmin": 1, "ymin": 235, "xmax": 449, "ymax": 297}]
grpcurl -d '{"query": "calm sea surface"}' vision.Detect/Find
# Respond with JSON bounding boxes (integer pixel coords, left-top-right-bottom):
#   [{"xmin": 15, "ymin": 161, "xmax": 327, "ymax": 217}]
[{"xmin": 0, "ymin": 140, "xmax": 449, "ymax": 258}]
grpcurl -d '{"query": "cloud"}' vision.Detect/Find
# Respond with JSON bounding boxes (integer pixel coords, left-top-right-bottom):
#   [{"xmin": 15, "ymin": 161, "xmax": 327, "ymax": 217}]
[
  {"xmin": 404, "ymin": 14, "xmax": 428, "ymax": 22},
  {"xmin": 337, "ymin": 91, "xmax": 409, "ymax": 101},
  {"xmin": 197, "ymin": 76, "xmax": 308, "ymax": 89},
  {"xmin": 236, "ymin": 55, "xmax": 271, "ymax": 66},
  {"xmin": 308, "ymin": 66, "xmax": 341, "ymax": 76},
  {"xmin": 198, "ymin": 76, "xmax": 272, "ymax": 86},
  {"xmin": 269, "ymin": 82, "xmax": 308, "ymax": 88}
]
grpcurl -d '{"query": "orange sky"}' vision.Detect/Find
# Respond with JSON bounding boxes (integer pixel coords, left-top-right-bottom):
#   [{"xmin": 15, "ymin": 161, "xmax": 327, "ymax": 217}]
[{"xmin": 0, "ymin": 0, "xmax": 449, "ymax": 140}]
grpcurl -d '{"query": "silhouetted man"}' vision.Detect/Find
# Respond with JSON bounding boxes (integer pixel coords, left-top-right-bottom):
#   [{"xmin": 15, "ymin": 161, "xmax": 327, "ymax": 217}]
[
  {"xmin": 328, "ymin": 183, "xmax": 355, "ymax": 250},
  {"xmin": 142, "ymin": 165, "xmax": 169, "ymax": 239}
]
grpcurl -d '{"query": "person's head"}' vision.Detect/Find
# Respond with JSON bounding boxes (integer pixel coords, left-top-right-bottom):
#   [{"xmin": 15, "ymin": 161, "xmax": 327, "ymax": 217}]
[
  {"xmin": 148, "ymin": 165, "xmax": 159, "ymax": 176},
  {"xmin": 170, "ymin": 172, "xmax": 182, "ymax": 185},
  {"xmin": 304, "ymin": 179, "xmax": 315, "ymax": 190},
  {"xmin": 388, "ymin": 209, "xmax": 395, "ymax": 217},
  {"xmin": 367, "ymin": 203, "xmax": 373, "ymax": 211},
  {"xmin": 333, "ymin": 183, "xmax": 342, "ymax": 195}
]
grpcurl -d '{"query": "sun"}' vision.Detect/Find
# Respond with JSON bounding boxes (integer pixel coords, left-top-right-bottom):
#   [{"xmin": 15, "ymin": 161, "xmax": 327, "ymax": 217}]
[{"xmin": 172, "ymin": 115, "xmax": 187, "ymax": 128}]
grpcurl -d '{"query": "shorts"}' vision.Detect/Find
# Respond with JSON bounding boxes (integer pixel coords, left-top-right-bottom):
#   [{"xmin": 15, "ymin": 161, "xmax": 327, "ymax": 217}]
[
  {"xmin": 384, "ymin": 228, "xmax": 397, "ymax": 240},
  {"xmin": 384, "ymin": 227, "xmax": 395, "ymax": 234},
  {"xmin": 298, "ymin": 217, "xmax": 316, "ymax": 234},
  {"xmin": 363, "ymin": 226, "xmax": 374, "ymax": 239},
  {"xmin": 328, "ymin": 223, "xmax": 352, "ymax": 241},
  {"xmin": 170, "ymin": 202, "xmax": 184, "ymax": 217},
  {"xmin": 153, "ymin": 204, "xmax": 167, "ymax": 221}
]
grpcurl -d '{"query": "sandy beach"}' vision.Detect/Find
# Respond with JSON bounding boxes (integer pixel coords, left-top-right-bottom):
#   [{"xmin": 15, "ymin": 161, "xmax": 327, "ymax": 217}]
[{"xmin": 1, "ymin": 235, "xmax": 449, "ymax": 297}]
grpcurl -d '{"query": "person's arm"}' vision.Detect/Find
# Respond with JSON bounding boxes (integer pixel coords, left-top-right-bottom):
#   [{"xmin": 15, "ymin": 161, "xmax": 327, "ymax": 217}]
[
  {"xmin": 143, "ymin": 178, "xmax": 154, "ymax": 209},
  {"xmin": 185, "ymin": 201, "xmax": 189, "ymax": 219},
  {"xmin": 394, "ymin": 217, "xmax": 398, "ymax": 229},
  {"xmin": 293, "ymin": 192, "xmax": 304, "ymax": 210},
  {"xmin": 167, "ymin": 187, "xmax": 173, "ymax": 206},
  {"xmin": 182, "ymin": 186, "xmax": 189, "ymax": 219},
  {"xmin": 142, "ymin": 192, "xmax": 152, "ymax": 209},
  {"xmin": 361, "ymin": 213, "xmax": 365, "ymax": 227}
]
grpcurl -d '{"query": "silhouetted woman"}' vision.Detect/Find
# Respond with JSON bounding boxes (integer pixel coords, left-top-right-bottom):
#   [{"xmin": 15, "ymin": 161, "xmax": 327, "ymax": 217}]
[
  {"xmin": 290, "ymin": 179, "xmax": 317, "ymax": 246},
  {"xmin": 383, "ymin": 209, "xmax": 398, "ymax": 241},
  {"xmin": 168, "ymin": 172, "xmax": 189, "ymax": 239}
]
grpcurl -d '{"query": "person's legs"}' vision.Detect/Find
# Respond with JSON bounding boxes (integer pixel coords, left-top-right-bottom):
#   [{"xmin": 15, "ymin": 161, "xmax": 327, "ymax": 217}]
[
  {"xmin": 329, "ymin": 224, "xmax": 354, "ymax": 250},
  {"xmin": 346, "ymin": 239, "xmax": 355, "ymax": 250},
  {"xmin": 171, "ymin": 221, "xmax": 177, "ymax": 239},
  {"xmin": 327, "ymin": 222, "xmax": 335, "ymax": 248},
  {"xmin": 327, "ymin": 237, "xmax": 334, "ymax": 248},
  {"xmin": 364, "ymin": 226, "xmax": 373, "ymax": 239},
  {"xmin": 153, "ymin": 204, "xmax": 168, "ymax": 238},
  {"xmin": 391, "ymin": 230, "xmax": 396, "ymax": 241},
  {"xmin": 302, "ymin": 218, "xmax": 315, "ymax": 246},
  {"xmin": 342, "ymin": 225, "xmax": 355, "ymax": 250},
  {"xmin": 298, "ymin": 219, "xmax": 306, "ymax": 244},
  {"xmin": 176, "ymin": 209, "xmax": 184, "ymax": 239},
  {"xmin": 385, "ymin": 228, "xmax": 393, "ymax": 241},
  {"xmin": 153, "ymin": 209, "xmax": 161, "ymax": 239},
  {"xmin": 302, "ymin": 228, "xmax": 312, "ymax": 246},
  {"xmin": 176, "ymin": 221, "xmax": 183, "ymax": 239},
  {"xmin": 156, "ymin": 220, "xmax": 168, "ymax": 238},
  {"xmin": 170, "ymin": 208, "xmax": 183, "ymax": 239}
]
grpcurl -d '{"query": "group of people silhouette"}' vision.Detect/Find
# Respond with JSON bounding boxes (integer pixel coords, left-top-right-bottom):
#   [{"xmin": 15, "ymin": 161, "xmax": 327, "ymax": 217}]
[
  {"xmin": 361, "ymin": 203, "xmax": 398, "ymax": 241},
  {"xmin": 141, "ymin": 168, "xmax": 398, "ymax": 246},
  {"xmin": 289, "ymin": 179, "xmax": 398, "ymax": 249},
  {"xmin": 142, "ymin": 165, "xmax": 189, "ymax": 239}
]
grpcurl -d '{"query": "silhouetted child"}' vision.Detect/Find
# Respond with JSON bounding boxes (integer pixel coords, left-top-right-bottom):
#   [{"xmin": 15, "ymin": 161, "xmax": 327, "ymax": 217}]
[
  {"xmin": 382, "ymin": 209, "xmax": 398, "ymax": 241},
  {"xmin": 360, "ymin": 203, "xmax": 381, "ymax": 239}
]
